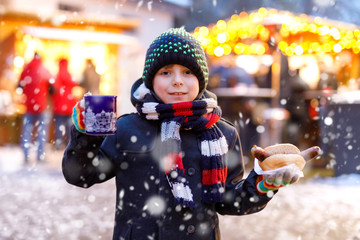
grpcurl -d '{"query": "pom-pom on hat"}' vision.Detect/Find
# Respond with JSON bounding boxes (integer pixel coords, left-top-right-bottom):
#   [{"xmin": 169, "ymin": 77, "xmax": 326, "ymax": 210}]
[{"xmin": 141, "ymin": 28, "xmax": 209, "ymax": 98}]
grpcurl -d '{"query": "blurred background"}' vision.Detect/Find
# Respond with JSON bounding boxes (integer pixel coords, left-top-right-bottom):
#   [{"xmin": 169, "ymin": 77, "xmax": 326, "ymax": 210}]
[{"xmin": 0, "ymin": 0, "xmax": 360, "ymax": 239}]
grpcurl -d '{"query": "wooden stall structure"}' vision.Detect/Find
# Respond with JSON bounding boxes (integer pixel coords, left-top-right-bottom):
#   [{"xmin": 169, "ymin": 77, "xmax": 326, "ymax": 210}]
[
  {"xmin": 192, "ymin": 8, "xmax": 360, "ymax": 171},
  {"xmin": 0, "ymin": 9, "xmax": 140, "ymax": 145}
]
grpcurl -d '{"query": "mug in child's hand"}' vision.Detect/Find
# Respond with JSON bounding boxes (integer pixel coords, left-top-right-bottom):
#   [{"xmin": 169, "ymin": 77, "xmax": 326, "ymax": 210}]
[{"xmin": 84, "ymin": 95, "xmax": 117, "ymax": 135}]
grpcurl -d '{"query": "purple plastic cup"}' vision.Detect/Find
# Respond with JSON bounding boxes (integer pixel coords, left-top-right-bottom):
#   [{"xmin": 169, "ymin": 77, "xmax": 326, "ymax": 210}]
[{"xmin": 84, "ymin": 95, "xmax": 117, "ymax": 135}]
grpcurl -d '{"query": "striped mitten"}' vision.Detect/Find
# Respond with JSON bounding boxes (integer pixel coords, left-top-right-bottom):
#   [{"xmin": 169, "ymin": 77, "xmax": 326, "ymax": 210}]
[
  {"xmin": 256, "ymin": 169, "xmax": 300, "ymax": 194},
  {"xmin": 72, "ymin": 99, "xmax": 85, "ymax": 133}
]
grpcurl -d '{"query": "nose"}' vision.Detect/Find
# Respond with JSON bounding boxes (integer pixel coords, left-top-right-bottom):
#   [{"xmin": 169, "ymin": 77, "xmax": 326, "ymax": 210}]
[{"xmin": 172, "ymin": 72, "xmax": 184, "ymax": 86}]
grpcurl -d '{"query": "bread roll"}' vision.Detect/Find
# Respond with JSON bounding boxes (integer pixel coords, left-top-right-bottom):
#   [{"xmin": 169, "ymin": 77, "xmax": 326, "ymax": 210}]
[
  {"xmin": 259, "ymin": 153, "xmax": 306, "ymax": 171},
  {"xmin": 263, "ymin": 143, "xmax": 300, "ymax": 155}
]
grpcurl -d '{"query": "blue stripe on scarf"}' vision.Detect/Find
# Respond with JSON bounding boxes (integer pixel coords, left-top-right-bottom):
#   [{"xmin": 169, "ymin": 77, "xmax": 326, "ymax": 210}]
[{"xmin": 202, "ymin": 184, "xmax": 225, "ymax": 203}]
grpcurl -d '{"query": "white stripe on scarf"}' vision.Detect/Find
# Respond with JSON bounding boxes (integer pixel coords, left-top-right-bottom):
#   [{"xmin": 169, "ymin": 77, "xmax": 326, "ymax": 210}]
[
  {"xmin": 204, "ymin": 98, "xmax": 217, "ymax": 113},
  {"xmin": 161, "ymin": 121, "xmax": 181, "ymax": 142},
  {"xmin": 142, "ymin": 102, "xmax": 159, "ymax": 120},
  {"xmin": 171, "ymin": 182, "xmax": 194, "ymax": 202},
  {"xmin": 201, "ymin": 136, "xmax": 229, "ymax": 157},
  {"xmin": 133, "ymin": 83, "xmax": 151, "ymax": 100}
]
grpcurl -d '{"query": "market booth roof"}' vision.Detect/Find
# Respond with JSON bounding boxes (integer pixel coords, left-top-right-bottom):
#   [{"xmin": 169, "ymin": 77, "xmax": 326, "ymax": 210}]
[
  {"xmin": 0, "ymin": 9, "xmax": 140, "ymax": 32},
  {"xmin": 192, "ymin": 8, "xmax": 360, "ymax": 57}
]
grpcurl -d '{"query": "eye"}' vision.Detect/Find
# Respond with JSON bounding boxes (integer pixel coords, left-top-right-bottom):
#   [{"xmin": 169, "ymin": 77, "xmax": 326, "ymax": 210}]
[
  {"xmin": 159, "ymin": 70, "xmax": 170, "ymax": 75},
  {"xmin": 184, "ymin": 70, "xmax": 194, "ymax": 75}
]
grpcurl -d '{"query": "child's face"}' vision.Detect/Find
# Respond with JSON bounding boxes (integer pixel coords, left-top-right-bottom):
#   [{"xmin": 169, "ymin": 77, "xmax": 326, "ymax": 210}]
[{"xmin": 153, "ymin": 64, "xmax": 199, "ymax": 104}]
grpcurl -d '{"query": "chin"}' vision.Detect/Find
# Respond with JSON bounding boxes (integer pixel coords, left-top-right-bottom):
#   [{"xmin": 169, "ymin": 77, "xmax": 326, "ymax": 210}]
[{"xmin": 165, "ymin": 97, "xmax": 187, "ymax": 104}]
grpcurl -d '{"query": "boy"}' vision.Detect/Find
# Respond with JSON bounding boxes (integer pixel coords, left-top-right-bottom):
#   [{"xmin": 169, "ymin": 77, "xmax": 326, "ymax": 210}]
[{"xmin": 63, "ymin": 28, "xmax": 299, "ymax": 240}]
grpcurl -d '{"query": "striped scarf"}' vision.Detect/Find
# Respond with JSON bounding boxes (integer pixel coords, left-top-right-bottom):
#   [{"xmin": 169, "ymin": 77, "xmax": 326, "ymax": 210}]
[{"xmin": 134, "ymin": 84, "xmax": 228, "ymax": 208}]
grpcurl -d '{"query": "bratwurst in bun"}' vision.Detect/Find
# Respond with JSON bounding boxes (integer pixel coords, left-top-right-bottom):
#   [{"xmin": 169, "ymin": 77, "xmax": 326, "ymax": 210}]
[{"xmin": 251, "ymin": 143, "xmax": 321, "ymax": 171}]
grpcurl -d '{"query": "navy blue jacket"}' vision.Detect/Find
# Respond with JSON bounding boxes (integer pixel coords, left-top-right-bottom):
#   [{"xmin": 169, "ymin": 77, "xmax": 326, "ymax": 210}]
[{"xmin": 62, "ymin": 113, "xmax": 274, "ymax": 240}]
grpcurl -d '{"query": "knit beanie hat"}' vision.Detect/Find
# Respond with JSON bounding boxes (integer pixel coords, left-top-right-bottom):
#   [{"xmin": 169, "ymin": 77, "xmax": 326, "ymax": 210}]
[{"xmin": 141, "ymin": 28, "xmax": 209, "ymax": 98}]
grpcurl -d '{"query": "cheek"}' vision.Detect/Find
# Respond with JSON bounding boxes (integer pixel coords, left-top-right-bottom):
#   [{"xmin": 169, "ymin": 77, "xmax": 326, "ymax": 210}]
[
  {"xmin": 189, "ymin": 80, "xmax": 200, "ymax": 99},
  {"xmin": 153, "ymin": 78, "xmax": 165, "ymax": 92}
]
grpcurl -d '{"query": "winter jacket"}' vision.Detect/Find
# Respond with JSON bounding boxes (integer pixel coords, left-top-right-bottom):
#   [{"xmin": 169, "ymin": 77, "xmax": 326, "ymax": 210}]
[
  {"xmin": 62, "ymin": 113, "xmax": 274, "ymax": 240},
  {"xmin": 52, "ymin": 59, "xmax": 78, "ymax": 116},
  {"xmin": 18, "ymin": 57, "xmax": 53, "ymax": 114}
]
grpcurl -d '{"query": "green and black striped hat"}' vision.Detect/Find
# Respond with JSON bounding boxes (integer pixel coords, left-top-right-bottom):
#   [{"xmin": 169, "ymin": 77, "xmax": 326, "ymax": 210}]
[{"xmin": 142, "ymin": 28, "xmax": 209, "ymax": 97}]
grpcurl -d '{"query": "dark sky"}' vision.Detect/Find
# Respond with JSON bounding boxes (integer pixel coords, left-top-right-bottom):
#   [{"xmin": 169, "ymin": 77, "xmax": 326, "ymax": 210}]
[{"xmin": 179, "ymin": 0, "xmax": 360, "ymax": 31}]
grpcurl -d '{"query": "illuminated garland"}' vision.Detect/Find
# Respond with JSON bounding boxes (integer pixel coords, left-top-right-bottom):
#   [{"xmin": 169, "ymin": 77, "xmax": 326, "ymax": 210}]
[{"xmin": 193, "ymin": 7, "xmax": 360, "ymax": 57}]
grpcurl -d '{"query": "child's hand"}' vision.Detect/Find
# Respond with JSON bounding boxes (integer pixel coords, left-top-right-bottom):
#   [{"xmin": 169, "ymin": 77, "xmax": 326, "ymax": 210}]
[
  {"xmin": 256, "ymin": 168, "xmax": 300, "ymax": 194},
  {"xmin": 72, "ymin": 97, "xmax": 86, "ymax": 133}
]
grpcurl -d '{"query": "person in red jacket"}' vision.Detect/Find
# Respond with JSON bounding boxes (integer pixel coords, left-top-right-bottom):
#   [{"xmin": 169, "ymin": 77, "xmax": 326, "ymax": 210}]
[
  {"xmin": 51, "ymin": 58, "xmax": 78, "ymax": 150},
  {"xmin": 18, "ymin": 52, "xmax": 53, "ymax": 164}
]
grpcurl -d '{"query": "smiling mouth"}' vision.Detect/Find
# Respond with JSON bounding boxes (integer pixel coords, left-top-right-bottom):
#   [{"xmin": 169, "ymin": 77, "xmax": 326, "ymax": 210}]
[{"xmin": 170, "ymin": 92, "xmax": 186, "ymax": 95}]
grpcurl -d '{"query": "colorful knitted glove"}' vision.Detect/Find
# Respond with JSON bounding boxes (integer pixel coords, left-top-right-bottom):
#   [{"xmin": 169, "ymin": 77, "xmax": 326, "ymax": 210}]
[
  {"xmin": 256, "ymin": 169, "xmax": 300, "ymax": 194},
  {"xmin": 72, "ymin": 99, "xmax": 85, "ymax": 133}
]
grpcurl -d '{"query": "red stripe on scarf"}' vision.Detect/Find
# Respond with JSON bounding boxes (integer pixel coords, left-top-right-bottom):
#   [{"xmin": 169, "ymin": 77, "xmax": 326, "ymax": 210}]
[
  {"xmin": 164, "ymin": 153, "xmax": 184, "ymax": 174},
  {"xmin": 173, "ymin": 102, "xmax": 193, "ymax": 116},
  {"xmin": 202, "ymin": 168, "xmax": 227, "ymax": 185},
  {"xmin": 205, "ymin": 113, "xmax": 220, "ymax": 129}
]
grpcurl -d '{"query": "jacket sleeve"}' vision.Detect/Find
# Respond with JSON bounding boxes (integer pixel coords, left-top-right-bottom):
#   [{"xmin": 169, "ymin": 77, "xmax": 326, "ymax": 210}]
[
  {"xmin": 62, "ymin": 125, "xmax": 116, "ymax": 188},
  {"xmin": 215, "ymin": 125, "xmax": 276, "ymax": 215}
]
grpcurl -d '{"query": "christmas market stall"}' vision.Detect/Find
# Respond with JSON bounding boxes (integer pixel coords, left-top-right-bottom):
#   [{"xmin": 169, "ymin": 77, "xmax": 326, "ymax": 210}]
[
  {"xmin": 0, "ymin": 9, "xmax": 140, "ymax": 145},
  {"xmin": 192, "ymin": 8, "xmax": 360, "ymax": 175}
]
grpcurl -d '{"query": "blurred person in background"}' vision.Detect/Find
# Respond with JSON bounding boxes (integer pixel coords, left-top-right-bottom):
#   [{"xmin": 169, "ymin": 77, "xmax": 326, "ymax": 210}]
[
  {"xmin": 210, "ymin": 64, "xmax": 259, "ymax": 160},
  {"xmin": 80, "ymin": 59, "xmax": 100, "ymax": 95},
  {"xmin": 51, "ymin": 58, "xmax": 78, "ymax": 150},
  {"xmin": 282, "ymin": 68, "xmax": 310, "ymax": 148},
  {"xmin": 17, "ymin": 52, "xmax": 53, "ymax": 164}
]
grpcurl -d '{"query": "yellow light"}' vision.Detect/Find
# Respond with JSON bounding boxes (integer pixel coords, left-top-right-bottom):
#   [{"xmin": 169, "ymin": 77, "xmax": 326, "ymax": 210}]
[
  {"xmin": 230, "ymin": 14, "xmax": 240, "ymax": 21},
  {"xmin": 311, "ymin": 42, "xmax": 321, "ymax": 52},
  {"xmin": 294, "ymin": 45, "xmax": 304, "ymax": 55},
  {"xmin": 257, "ymin": 7, "xmax": 268, "ymax": 16},
  {"xmin": 333, "ymin": 43, "xmax": 342, "ymax": 53},
  {"xmin": 250, "ymin": 43, "xmax": 259, "ymax": 54},
  {"xmin": 234, "ymin": 43, "xmax": 245, "ymax": 55},
  {"xmin": 309, "ymin": 24, "xmax": 317, "ymax": 33},
  {"xmin": 290, "ymin": 43, "xmax": 298, "ymax": 48},
  {"xmin": 214, "ymin": 46, "xmax": 224, "ymax": 57},
  {"xmin": 13, "ymin": 56, "xmax": 25, "ymax": 68},
  {"xmin": 193, "ymin": 32, "xmax": 200, "ymax": 39},
  {"xmin": 197, "ymin": 36, "xmax": 211, "ymax": 48},
  {"xmin": 346, "ymin": 31, "xmax": 354, "ymax": 39},
  {"xmin": 23, "ymin": 34, "xmax": 32, "ymax": 43},
  {"xmin": 216, "ymin": 33, "xmax": 227, "ymax": 43},
  {"xmin": 96, "ymin": 62, "xmax": 107, "ymax": 75},
  {"xmin": 300, "ymin": 23, "xmax": 309, "ymax": 32},
  {"xmin": 206, "ymin": 45, "xmax": 215, "ymax": 56},
  {"xmin": 223, "ymin": 44, "xmax": 232, "ymax": 55},
  {"xmin": 323, "ymin": 43, "xmax": 331, "ymax": 52},
  {"xmin": 350, "ymin": 39, "xmax": 356, "ymax": 48},
  {"xmin": 278, "ymin": 41, "xmax": 288, "ymax": 50},
  {"xmin": 280, "ymin": 27, "xmax": 289, "ymax": 37},
  {"xmin": 216, "ymin": 20, "xmax": 227, "ymax": 30},
  {"xmin": 318, "ymin": 25, "xmax": 330, "ymax": 35},
  {"xmin": 259, "ymin": 28, "xmax": 270, "ymax": 41},
  {"xmin": 329, "ymin": 28, "xmax": 341, "ymax": 40},
  {"xmin": 257, "ymin": 45, "xmax": 266, "ymax": 55},
  {"xmin": 199, "ymin": 27, "xmax": 209, "ymax": 36},
  {"xmin": 100, "ymin": 80, "xmax": 112, "ymax": 94},
  {"xmin": 284, "ymin": 47, "xmax": 294, "ymax": 56}
]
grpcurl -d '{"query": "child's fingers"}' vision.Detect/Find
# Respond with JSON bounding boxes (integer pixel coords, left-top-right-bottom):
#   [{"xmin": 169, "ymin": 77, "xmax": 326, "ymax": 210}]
[{"xmin": 282, "ymin": 170, "xmax": 292, "ymax": 184}]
